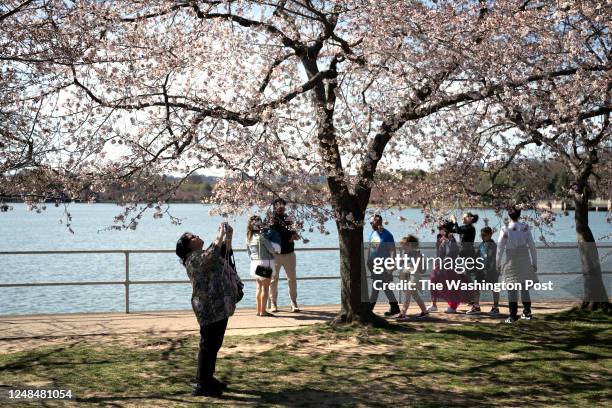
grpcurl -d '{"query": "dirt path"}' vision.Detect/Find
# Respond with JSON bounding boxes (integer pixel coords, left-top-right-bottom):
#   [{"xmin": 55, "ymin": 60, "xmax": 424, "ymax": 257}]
[{"xmin": 0, "ymin": 302, "xmax": 576, "ymax": 353}]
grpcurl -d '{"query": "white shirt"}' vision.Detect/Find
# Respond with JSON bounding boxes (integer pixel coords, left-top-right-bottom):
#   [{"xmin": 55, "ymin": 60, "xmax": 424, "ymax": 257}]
[
  {"xmin": 496, "ymin": 220, "xmax": 537, "ymax": 269},
  {"xmin": 246, "ymin": 235, "xmax": 280, "ymax": 277}
]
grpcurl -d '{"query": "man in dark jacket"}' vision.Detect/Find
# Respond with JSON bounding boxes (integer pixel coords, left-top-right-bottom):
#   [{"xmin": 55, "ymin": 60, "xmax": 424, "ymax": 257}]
[{"xmin": 268, "ymin": 197, "xmax": 301, "ymax": 312}]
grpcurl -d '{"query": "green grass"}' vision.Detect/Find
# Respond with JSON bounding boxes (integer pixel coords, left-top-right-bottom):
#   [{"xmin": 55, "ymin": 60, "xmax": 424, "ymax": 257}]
[{"xmin": 1, "ymin": 310, "xmax": 611, "ymax": 407}]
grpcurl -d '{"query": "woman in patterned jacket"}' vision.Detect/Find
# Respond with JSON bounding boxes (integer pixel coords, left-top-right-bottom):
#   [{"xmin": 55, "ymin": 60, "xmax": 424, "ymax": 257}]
[{"xmin": 176, "ymin": 222, "xmax": 243, "ymax": 398}]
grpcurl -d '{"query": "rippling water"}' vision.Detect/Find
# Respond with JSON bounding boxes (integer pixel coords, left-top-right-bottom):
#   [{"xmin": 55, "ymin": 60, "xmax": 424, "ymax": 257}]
[{"xmin": 0, "ymin": 203, "xmax": 610, "ymax": 315}]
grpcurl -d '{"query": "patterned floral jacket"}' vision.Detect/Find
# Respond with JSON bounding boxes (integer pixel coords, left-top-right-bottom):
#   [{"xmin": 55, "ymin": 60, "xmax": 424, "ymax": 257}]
[{"xmin": 185, "ymin": 243, "xmax": 243, "ymax": 326}]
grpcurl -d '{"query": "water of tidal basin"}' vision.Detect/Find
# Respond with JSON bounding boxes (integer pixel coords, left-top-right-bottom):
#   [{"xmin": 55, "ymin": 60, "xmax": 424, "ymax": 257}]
[{"xmin": 0, "ymin": 203, "xmax": 610, "ymax": 315}]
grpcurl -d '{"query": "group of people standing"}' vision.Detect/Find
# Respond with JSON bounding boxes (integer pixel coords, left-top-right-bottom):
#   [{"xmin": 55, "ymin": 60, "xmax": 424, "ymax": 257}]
[
  {"xmin": 368, "ymin": 206, "xmax": 538, "ymax": 324},
  {"xmin": 245, "ymin": 197, "xmax": 301, "ymax": 316},
  {"xmin": 175, "ymin": 201, "xmax": 539, "ymax": 397}
]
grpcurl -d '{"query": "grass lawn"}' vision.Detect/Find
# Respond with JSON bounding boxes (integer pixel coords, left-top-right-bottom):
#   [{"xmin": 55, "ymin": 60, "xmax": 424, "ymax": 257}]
[{"xmin": 1, "ymin": 309, "xmax": 610, "ymax": 407}]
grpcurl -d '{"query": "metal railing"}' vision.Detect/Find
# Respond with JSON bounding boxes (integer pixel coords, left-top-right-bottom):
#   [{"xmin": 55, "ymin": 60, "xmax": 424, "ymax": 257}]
[
  {"xmin": 0, "ymin": 247, "xmax": 341, "ymax": 313},
  {"xmin": 1, "ymin": 245, "xmax": 610, "ymax": 313}
]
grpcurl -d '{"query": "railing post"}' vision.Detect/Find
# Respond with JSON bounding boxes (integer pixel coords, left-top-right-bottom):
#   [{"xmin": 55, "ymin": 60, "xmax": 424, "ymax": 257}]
[{"xmin": 124, "ymin": 251, "xmax": 130, "ymax": 314}]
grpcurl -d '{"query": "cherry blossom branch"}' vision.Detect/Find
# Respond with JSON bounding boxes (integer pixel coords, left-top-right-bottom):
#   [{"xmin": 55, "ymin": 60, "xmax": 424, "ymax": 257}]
[
  {"xmin": 0, "ymin": 0, "xmax": 35, "ymax": 22},
  {"xmin": 258, "ymin": 51, "xmax": 295, "ymax": 93}
]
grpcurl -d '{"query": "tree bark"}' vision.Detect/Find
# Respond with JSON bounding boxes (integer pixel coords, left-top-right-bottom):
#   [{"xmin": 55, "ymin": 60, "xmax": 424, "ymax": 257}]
[
  {"xmin": 330, "ymin": 196, "xmax": 389, "ymax": 327},
  {"xmin": 574, "ymin": 195, "xmax": 610, "ymax": 312},
  {"xmin": 299, "ymin": 52, "xmax": 390, "ymax": 326}
]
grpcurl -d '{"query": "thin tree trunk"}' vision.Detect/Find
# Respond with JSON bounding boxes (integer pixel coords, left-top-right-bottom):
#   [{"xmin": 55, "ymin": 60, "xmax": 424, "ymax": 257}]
[{"xmin": 574, "ymin": 196, "xmax": 610, "ymax": 312}]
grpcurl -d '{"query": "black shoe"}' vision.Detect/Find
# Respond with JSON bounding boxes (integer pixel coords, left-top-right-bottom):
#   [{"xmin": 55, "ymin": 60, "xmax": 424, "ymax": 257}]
[
  {"xmin": 504, "ymin": 316, "xmax": 519, "ymax": 324},
  {"xmin": 466, "ymin": 305, "xmax": 482, "ymax": 315},
  {"xmin": 488, "ymin": 307, "xmax": 500, "ymax": 316},
  {"xmin": 384, "ymin": 310, "xmax": 400, "ymax": 317},
  {"xmin": 521, "ymin": 312, "xmax": 533, "ymax": 320},
  {"xmin": 384, "ymin": 306, "xmax": 401, "ymax": 316},
  {"xmin": 192, "ymin": 384, "xmax": 223, "ymax": 397},
  {"xmin": 211, "ymin": 377, "xmax": 228, "ymax": 391}
]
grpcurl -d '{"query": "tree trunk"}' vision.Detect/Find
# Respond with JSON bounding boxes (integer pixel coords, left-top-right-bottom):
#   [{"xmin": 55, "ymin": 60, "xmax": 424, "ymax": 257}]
[
  {"xmin": 328, "ymin": 193, "xmax": 390, "ymax": 327},
  {"xmin": 299, "ymin": 52, "xmax": 390, "ymax": 325},
  {"xmin": 574, "ymin": 196, "xmax": 610, "ymax": 312},
  {"xmin": 332, "ymin": 224, "xmax": 390, "ymax": 326}
]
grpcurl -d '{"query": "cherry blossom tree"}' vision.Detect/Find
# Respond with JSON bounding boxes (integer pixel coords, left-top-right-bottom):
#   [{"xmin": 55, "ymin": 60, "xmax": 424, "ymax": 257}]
[
  {"xmin": 0, "ymin": 0, "xmax": 92, "ymax": 213},
  {"xmin": 1, "ymin": 0, "xmax": 61, "ymax": 177},
  {"xmin": 407, "ymin": 1, "xmax": 611, "ymax": 311},
  {"xmin": 1, "ymin": 0, "xmax": 609, "ymax": 322}
]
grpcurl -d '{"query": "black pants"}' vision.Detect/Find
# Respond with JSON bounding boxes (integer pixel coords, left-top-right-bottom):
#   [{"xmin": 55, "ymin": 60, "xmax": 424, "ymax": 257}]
[
  {"xmin": 369, "ymin": 271, "xmax": 398, "ymax": 307},
  {"xmin": 507, "ymin": 289, "xmax": 531, "ymax": 318},
  {"xmin": 196, "ymin": 317, "xmax": 228, "ymax": 386}
]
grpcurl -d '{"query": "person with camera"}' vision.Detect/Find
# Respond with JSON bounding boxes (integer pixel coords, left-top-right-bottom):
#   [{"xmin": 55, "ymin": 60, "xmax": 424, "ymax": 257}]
[
  {"xmin": 176, "ymin": 222, "xmax": 243, "ymax": 397},
  {"xmin": 246, "ymin": 214, "xmax": 281, "ymax": 316},
  {"xmin": 268, "ymin": 197, "xmax": 301, "ymax": 312},
  {"xmin": 450, "ymin": 212, "xmax": 481, "ymax": 315}
]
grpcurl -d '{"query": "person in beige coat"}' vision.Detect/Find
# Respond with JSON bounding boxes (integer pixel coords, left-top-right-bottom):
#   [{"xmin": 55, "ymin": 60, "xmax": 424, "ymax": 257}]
[{"xmin": 496, "ymin": 206, "xmax": 538, "ymax": 323}]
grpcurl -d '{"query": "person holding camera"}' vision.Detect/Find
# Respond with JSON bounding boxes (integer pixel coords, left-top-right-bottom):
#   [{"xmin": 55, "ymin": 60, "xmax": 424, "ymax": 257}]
[
  {"xmin": 450, "ymin": 212, "xmax": 481, "ymax": 315},
  {"xmin": 246, "ymin": 215, "xmax": 281, "ymax": 316},
  {"xmin": 268, "ymin": 197, "xmax": 301, "ymax": 312},
  {"xmin": 176, "ymin": 222, "xmax": 243, "ymax": 397}
]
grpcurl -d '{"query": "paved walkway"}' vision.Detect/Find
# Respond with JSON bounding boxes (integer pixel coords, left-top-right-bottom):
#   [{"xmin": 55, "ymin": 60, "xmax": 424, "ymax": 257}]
[
  {"xmin": 0, "ymin": 302, "xmax": 576, "ymax": 353},
  {"xmin": 0, "ymin": 305, "xmax": 340, "ymax": 341}
]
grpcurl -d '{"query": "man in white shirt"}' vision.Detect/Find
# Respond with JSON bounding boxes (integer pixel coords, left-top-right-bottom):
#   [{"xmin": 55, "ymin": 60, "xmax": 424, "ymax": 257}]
[{"xmin": 496, "ymin": 206, "xmax": 538, "ymax": 323}]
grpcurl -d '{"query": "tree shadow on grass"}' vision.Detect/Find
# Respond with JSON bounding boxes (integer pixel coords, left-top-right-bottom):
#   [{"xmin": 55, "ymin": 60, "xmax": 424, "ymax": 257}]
[
  {"xmin": 74, "ymin": 382, "xmax": 489, "ymax": 408},
  {"xmin": 0, "ymin": 347, "xmax": 68, "ymax": 371},
  {"xmin": 4, "ymin": 311, "xmax": 609, "ymax": 407},
  {"xmin": 219, "ymin": 388, "xmax": 362, "ymax": 407},
  {"xmin": 438, "ymin": 322, "xmax": 609, "ymax": 349},
  {"xmin": 74, "ymin": 391, "xmax": 199, "ymax": 406},
  {"xmin": 285, "ymin": 310, "xmax": 338, "ymax": 321},
  {"xmin": 73, "ymin": 387, "xmax": 361, "ymax": 407},
  {"xmin": 230, "ymin": 381, "xmax": 490, "ymax": 407},
  {"xmin": 542, "ymin": 308, "xmax": 612, "ymax": 323},
  {"xmin": 397, "ymin": 313, "xmax": 507, "ymax": 325},
  {"xmin": 0, "ymin": 340, "xmax": 96, "ymax": 371}
]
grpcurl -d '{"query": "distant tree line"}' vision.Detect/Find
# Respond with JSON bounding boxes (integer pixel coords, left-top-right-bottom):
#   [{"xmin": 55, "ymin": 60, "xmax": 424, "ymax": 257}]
[{"xmin": 1, "ymin": 160, "xmax": 606, "ymax": 205}]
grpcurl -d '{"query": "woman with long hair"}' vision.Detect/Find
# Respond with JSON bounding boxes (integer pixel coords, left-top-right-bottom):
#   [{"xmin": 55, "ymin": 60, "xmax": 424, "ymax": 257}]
[
  {"xmin": 427, "ymin": 223, "xmax": 448, "ymax": 313},
  {"xmin": 451, "ymin": 212, "xmax": 481, "ymax": 314},
  {"xmin": 429, "ymin": 221, "xmax": 472, "ymax": 313},
  {"xmin": 246, "ymin": 215, "xmax": 280, "ymax": 316}
]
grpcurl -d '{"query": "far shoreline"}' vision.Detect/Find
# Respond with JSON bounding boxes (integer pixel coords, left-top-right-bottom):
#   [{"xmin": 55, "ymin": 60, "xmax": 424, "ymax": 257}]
[{"xmin": 1, "ymin": 199, "xmax": 609, "ymax": 212}]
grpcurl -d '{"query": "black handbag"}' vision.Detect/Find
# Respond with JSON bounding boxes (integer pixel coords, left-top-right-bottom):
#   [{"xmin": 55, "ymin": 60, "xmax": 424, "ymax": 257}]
[
  {"xmin": 254, "ymin": 236, "xmax": 274, "ymax": 279},
  {"xmin": 220, "ymin": 242, "xmax": 244, "ymax": 303},
  {"xmin": 236, "ymin": 283, "xmax": 244, "ymax": 303},
  {"xmin": 255, "ymin": 265, "xmax": 273, "ymax": 279}
]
